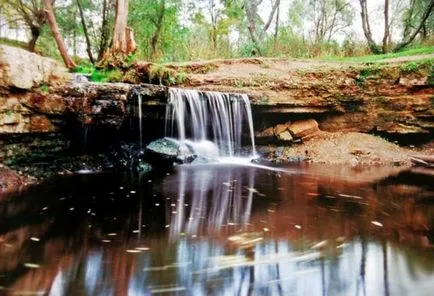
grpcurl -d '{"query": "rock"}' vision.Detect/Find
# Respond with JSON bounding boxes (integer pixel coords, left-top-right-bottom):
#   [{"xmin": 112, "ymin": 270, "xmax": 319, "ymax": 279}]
[
  {"xmin": 0, "ymin": 45, "xmax": 71, "ymax": 89},
  {"xmin": 147, "ymin": 138, "xmax": 180, "ymax": 158},
  {"xmin": 273, "ymin": 122, "xmax": 291, "ymax": 135},
  {"xmin": 0, "ymin": 166, "xmax": 34, "ymax": 193},
  {"xmin": 146, "ymin": 138, "xmax": 196, "ymax": 165},
  {"xmin": 257, "ymin": 127, "xmax": 274, "ymax": 137},
  {"xmin": 137, "ymin": 161, "xmax": 152, "ymax": 173},
  {"xmin": 277, "ymin": 130, "xmax": 293, "ymax": 142},
  {"xmin": 288, "ymin": 119, "xmax": 320, "ymax": 139}
]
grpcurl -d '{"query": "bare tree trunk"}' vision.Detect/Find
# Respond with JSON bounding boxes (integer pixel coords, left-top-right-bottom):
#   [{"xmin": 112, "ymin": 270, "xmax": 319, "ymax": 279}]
[
  {"xmin": 98, "ymin": 0, "xmax": 110, "ymax": 61},
  {"xmin": 150, "ymin": 0, "xmax": 165, "ymax": 59},
  {"xmin": 382, "ymin": 0, "xmax": 390, "ymax": 53},
  {"xmin": 394, "ymin": 0, "xmax": 434, "ymax": 51},
  {"xmin": 112, "ymin": 0, "xmax": 136, "ymax": 54},
  {"xmin": 28, "ymin": 26, "xmax": 40, "ymax": 52},
  {"xmin": 72, "ymin": 7, "xmax": 77, "ymax": 56},
  {"xmin": 244, "ymin": 0, "xmax": 280, "ymax": 54},
  {"xmin": 274, "ymin": 0, "xmax": 280, "ymax": 41},
  {"xmin": 42, "ymin": 0, "xmax": 76, "ymax": 68},
  {"xmin": 76, "ymin": 0, "xmax": 95, "ymax": 64},
  {"xmin": 359, "ymin": 0, "xmax": 380, "ymax": 53}
]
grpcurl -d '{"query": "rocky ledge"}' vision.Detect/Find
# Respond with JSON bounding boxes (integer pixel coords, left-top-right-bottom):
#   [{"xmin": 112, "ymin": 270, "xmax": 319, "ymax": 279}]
[{"xmin": 134, "ymin": 56, "xmax": 434, "ymax": 137}]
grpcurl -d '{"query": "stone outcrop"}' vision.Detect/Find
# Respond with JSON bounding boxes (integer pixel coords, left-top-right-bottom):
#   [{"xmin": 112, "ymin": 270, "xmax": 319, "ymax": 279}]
[
  {"xmin": 0, "ymin": 45, "xmax": 71, "ymax": 90},
  {"xmin": 132, "ymin": 57, "xmax": 434, "ymax": 138},
  {"xmin": 257, "ymin": 119, "xmax": 320, "ymax": 144},
  {"xmin": 1, "ymin": 45, "xmax": 433, "ymax": 139}
]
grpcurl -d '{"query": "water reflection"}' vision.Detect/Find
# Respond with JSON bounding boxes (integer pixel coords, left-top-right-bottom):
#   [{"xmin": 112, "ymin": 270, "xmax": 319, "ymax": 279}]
[{"xmin": 0, "ymin": 165, "xmax": 433, "ymax": 295}]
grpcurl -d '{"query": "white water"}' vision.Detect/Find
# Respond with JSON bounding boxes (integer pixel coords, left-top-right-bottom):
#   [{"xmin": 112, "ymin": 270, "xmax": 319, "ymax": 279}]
[
  {"xmin": 165, "ymin": 88, "xmax": 257, "ymax": 159},
  {"xmin": 138, "ymin": 93, "xmax": 143, "ymax": 148}
]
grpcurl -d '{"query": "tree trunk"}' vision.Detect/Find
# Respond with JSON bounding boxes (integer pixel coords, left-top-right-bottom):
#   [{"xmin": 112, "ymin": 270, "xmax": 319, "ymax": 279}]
[
  {"xmin": 76, "ymin": 0, "xmax": 95, "ymax": 64},
  {"xmin": 43, "ymin": 0, "xmax": 76, "ymax": 68},
  {"xmin": 98, "ymin": 0, "xmax": 110, "ymax": 61},
  {"xmin": 150, "ymin": 0, "xmax": 165, "ymax": 59},
  {"xmin": 112, "ymin": 0, "xmax": 131, "ymax": 54},
  {"xmin": 394, "ymin": 0, "xmax": 434, "ymax": 51},
  {"xmin": 382, "ymin": 0, "xmax": 390, "ymax": 53},
  {"xmin": 359, "ymin": 0, "xmax": 380, "ymax": 53},
  {"xmin": 28, "ymin": 26, "xmax": 40, "ymax": 52}
]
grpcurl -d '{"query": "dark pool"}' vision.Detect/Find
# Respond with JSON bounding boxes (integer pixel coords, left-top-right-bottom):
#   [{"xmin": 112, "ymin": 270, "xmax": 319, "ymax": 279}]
[{"xmin": 0, "ymin": 164, "xmax": 433, "ymax": 295}]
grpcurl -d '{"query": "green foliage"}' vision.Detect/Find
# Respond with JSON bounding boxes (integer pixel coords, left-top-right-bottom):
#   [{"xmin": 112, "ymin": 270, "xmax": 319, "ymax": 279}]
[
  {"xmin": 401, "ymin": 62, "xmax": 419, "ymax": 73},
  {"xmin": 356, "ymin": 67, "xmax": 380, "ymax": 86},
  {"xmin": 40, "ymin": 84, "xmax": 49, "ymax": 93},
  {"xmin": 73, "ymin": 63, "xmax": 123, "ymax": 83},
  {"xmin": 324, "ymin": 46, "xmax": 434, "ymax": 63}
]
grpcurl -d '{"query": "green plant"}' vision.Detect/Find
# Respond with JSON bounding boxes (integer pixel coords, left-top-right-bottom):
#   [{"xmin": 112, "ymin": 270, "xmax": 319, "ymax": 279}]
[
  {"xmin": 40, "ymin": 84, "xmax": 49, "ymax": 93},
  {"xmin": 356, "ymin": 67, "xmax": 381, "ymax": 86},
  {"xmin": 401, "ymin": 61, "xmax": 419, "ymax": 73}
]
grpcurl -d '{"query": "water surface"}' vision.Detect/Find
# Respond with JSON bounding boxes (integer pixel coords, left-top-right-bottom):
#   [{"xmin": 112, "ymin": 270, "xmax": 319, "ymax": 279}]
[{"xmin": 1, "ymin": 164, "xmax": 433, "ymax": 295}]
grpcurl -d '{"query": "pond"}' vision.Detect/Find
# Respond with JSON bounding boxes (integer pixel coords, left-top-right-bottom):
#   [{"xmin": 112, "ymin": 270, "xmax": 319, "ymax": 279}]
[{"xmin": 0, "ymin": 163, "xmax": 433, "ymax": 295}]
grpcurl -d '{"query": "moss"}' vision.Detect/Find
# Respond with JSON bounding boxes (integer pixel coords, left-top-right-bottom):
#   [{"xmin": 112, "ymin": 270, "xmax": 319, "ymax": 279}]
[
  {"xmin": 356, "ymin": 66, "xmax": 381, "ymax": 86},
  {"xmin": 428, "ymin": 68, "xmax": 434, "ymax": 86}
]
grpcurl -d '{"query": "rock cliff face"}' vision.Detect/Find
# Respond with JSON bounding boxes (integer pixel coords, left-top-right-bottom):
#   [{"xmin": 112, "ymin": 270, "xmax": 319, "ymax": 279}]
[
  {"xmin": 1, "ymin": 45, "xmax": 433, "ymax": 140},
  {"xmin": 135, "ymin": 57, "xmax": 434, "ymax": 138}
]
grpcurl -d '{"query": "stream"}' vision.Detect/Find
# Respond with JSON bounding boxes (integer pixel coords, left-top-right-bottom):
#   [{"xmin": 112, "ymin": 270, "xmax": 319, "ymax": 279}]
[{"xmin": 1, "ymin": 163, "xmax": 433, "ymax": 295}]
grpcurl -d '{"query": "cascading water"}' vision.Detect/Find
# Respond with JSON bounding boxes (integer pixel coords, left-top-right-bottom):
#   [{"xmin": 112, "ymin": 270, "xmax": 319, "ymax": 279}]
[
  {"xmin": 137, "ymin": 93, "xmax": 143, "ymax": 148},
  {"xmin": 165, "ymin": 88, "xmax": 256, "ymax": 159}
]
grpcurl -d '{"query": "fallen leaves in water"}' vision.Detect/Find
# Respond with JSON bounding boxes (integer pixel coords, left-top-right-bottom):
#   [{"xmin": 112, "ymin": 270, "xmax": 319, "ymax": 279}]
[
  {"xmin": 228, "ymin": 233, "xmax": 263, "ymax": 248},
  {"xmin": 371, "ymin": 221, "xmax": 383, "ymax": 227},
  {"xmin": 24, "ymin": 263, "xmax": 41, "ymax": 269},
  {"xmin": 135, "ymin": 247, "xmax": 150, "ymax": 251},
  {"xmin": 311, "ymin": 240, "xmax": 328, "ymax": 249}
]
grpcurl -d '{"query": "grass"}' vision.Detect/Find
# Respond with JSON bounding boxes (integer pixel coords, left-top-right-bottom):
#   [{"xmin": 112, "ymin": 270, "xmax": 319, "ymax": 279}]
[
  {"xmin": 73, "ymin": 64, "xmax": 123, "ymax": 83},
  {"xmin": 321, "ymin": 46, "xmax": 434, "ymax": 63},
  {"xmin": 0, "ymin": 37, "xmax": 28, "ymax": 49}
]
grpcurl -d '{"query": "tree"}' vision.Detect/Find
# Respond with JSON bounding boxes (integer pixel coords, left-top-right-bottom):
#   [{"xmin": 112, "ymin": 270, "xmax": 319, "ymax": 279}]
[
  {"xmin": 310, "ymin": 0, "xmax": 353, "ymax": 44},
  {"xmin": 76, "ymin": 0, "xmax": 95, "ymax": 63},
  {"xmin": 396, "ymin": 0, "xmax": 434, "ymax": 51},
  {"xmin": 98, "ymin": 0, "xmax": 112, "ymax": 60},
  {"xmin": 359, "ymin": 0, "xmax": 434, "ymax": 53},
  {"xmin": 359, "ymin": 0, "xmax": 380, "ymax": 53},
  {"xmin": 243, "ymin": 0, "xmax": 280, "ymax": 52},
  {"xmin": 149, "ymin": 0, "xmax": 166, "ymax": 59},
  {"xmin": 129, "ymin": 0, "xmax": 186, "ymax": 61},
  {"xmin": 111, "ymin": 0, "xmax": 136, "ymax": 54},
  {"xmin": 42, "ymin": 0, "xmax": 76, "ymax": 68},
  {"xmin": 3, "ymin": 0, "xmax": 47, "ymax": 52}
]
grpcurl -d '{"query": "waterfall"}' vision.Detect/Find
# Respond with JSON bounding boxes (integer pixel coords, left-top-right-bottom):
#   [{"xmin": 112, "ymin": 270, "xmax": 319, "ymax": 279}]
[
  {"xmin": 137, "ymin": 93, "xmax": 143, "ymax": 148},
  {"xmin": 165, "ymin": 88, "xmax": 256, "ymax": 158}
]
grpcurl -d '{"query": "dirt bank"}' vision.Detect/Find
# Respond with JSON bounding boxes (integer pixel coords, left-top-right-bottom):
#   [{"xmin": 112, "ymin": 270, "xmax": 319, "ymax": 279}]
[{"xmin": 259, "ymin": 131, "xmax": 422, "ymax": 166}]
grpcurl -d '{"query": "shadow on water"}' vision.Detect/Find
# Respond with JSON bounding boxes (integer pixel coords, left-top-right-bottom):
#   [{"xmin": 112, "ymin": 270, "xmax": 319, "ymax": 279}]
[{"xmin": 0, "ymin": 164, "xmax": 433, "ymax": 295}]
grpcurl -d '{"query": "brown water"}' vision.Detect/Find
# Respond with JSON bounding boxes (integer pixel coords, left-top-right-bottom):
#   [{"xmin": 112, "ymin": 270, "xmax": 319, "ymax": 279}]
[{"xmin": 0, "ymin": 164, "xmax": 433, "ymax": 295}]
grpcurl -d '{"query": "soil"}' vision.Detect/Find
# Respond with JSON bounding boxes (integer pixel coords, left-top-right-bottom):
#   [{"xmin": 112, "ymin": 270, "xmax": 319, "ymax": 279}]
[{"xmin": 259, "ymin": 131, "xmax": 428, "ymax": 166}]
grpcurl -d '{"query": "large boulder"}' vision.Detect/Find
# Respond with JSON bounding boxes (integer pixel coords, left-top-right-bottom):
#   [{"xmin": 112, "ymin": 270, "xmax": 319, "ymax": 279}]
[
  {"xmin": 0, "ymin": 45, "xmax": 71, "ymax": 90},
  {"xmin": 288, "ymin": 119, "xmax": 320, "ymax": 139},
  {"xmin": 146, "ymin": 138, "xmax": 195, "ymax": 165}
]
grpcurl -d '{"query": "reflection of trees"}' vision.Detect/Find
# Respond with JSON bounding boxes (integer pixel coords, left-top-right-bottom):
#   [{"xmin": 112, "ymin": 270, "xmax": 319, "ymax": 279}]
[{"xmin": 1, "ymin": 166, "xmax": 434, "ymax": 295}]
